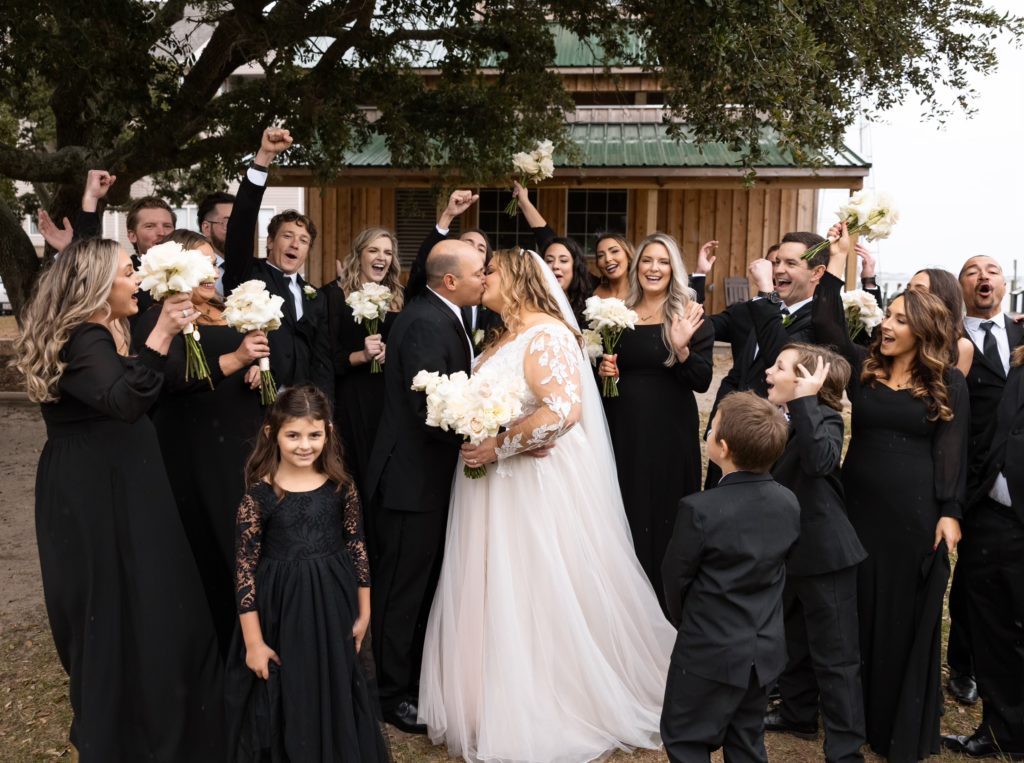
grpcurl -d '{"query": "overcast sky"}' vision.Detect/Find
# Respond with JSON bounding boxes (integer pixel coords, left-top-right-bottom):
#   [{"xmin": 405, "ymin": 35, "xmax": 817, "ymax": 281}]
[{"xmin": 817, "ymin": 9, "xmax": 1024, "ymax": 293}]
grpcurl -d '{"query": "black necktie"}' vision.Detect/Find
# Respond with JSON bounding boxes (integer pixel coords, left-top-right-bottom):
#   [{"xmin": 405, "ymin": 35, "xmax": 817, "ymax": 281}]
[
  {"xmin": 460, "ymin": 305, "xmax": 475, "ymax": 333},
  {"xmin": 980, "ymin": 321, "xmax": 1004, "ymax": 377}
]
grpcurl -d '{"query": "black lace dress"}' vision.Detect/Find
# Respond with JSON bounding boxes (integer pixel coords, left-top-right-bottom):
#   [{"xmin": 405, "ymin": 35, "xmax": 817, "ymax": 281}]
[
  {"xmin": 36, "ymin": 323, "xmax": 223, "ymax": 761},
  {"xmin": 813, "ymin": 271, "xmax": 968, "ymax": 762},
  {"xmin": 602, "ymin": 320, "xmax": 716, "ymax": 611},
  {"xmin": 225, "ymin": 480, "xmax": 388, "ymax": 762}
]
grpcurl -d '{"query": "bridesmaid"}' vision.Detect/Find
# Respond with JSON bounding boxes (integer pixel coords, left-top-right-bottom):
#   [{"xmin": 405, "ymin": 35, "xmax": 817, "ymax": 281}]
[
  {"xmin": 592, "ymin": 232, "xmax": 634, "ymax": 300},
  {"xmin": 131, "ymin": 229, "xmax": 269, "ymax": 656},
  {"xmin": 908, "ymin": 267, "xmax": 974, "ymax": 376},
  {"xmin": 597, "ymin": 232, "xmax": 715, "ymax": 610},
  {"xmin": 813, "ymin": 223, "xmax": 967, "ymax": 763},
  {"xmin": 14, "ymin": 238, "xmax": 224, "ymax": 761},
  {"xmin": 511, "ymin": 181, "xmax": 594, "ymax": 324},
  {"xmin": 323, "ymin": 226, "xmax": 404, "ymax": 512}
]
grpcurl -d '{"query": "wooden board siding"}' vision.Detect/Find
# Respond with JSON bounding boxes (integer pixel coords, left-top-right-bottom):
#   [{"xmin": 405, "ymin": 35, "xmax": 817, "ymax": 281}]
[{"xmin": 306, "ymin": 185, "xmax": 819, "ymax": 313}]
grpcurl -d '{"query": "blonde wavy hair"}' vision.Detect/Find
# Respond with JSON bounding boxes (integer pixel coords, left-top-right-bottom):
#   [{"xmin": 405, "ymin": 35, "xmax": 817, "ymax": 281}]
[
  {"xmin": 626, "ymin": 233, "xmax": 697, "ymax": 367},
  {"xmin": 337, "ymin": 227, "xmax": 404, "ymax": 310},
  {"xmin": 861, "ymin": 288, "xmax": 955, "ymax": 421},
  {"xmin": 14, "ymin": 238, "xmax": 123, "ymax": 403},
  {"xmin": 490, "ymin": 247, "xmax": 580, "ymax": 343}
]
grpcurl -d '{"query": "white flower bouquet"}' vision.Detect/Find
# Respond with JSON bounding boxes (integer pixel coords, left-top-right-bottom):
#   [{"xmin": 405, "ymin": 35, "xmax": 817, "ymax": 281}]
[
  {"xmin": 505, "ymin": 139, "xmax": 555, "ymax": 216},
  {"xmin": 583, "ymin": 296, "xmax": 638, "ymax": 397},
  {"xmin": 223, "ymin": 280, "xmax": 285, "ymax": 404},
  {"xmin": 803, "ymin": 190, "xmax": 900, "ymax": 261},
  {"xmin": 842, "ymin": 289, "xmax": 884, "ymax": 340},
  {"xmin": 137, "ymin": 242, "xmax": 218, "ymax": 387},
  {"xmin": 345, "ymin": 282, "xmax": 392, "ymax": 373},
  {"xmin": 411, "ymin": 369, "xmax": 527, "ymax": 478},
  {"xmin": 582, "ymin": 329, "xmax": 604, "ymax": 367}
]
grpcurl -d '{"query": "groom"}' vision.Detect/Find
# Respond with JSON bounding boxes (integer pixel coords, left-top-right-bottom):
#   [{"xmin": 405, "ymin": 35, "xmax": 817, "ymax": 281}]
[{"xmin": 366, "ymin": 239, "xmax": 485, "ymax": 734}]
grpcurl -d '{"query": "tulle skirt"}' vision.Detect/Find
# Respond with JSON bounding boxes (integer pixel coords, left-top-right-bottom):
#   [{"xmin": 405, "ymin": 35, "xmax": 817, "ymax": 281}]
[{"xmin": 419, "ymin": 426, "xmax": 676, "ymax": 763}]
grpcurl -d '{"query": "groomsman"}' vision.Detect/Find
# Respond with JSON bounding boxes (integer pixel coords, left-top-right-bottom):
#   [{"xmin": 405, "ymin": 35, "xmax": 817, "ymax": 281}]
[
  {"xmin": 222, "ymin": 127, "xmax": 334, "ymax": 396},
  {"xmin": 366, "ymin": 239, "xmax": 485, "ymax": 734},
  {"xmin": 945, "ymin": 255, "xmax": 1024, "ymax": 705},
  {"xmin": 704, "ymin": 231, "xmax": 827, "ymax": 488},
  {"xmin": 661, "ymin": 392, "xmax": 799, "ymax": 763},
  {"xmin": 943, "ymin": 348, "xmax": 1024, "ymax": 760},
  {"xmin": 197, "ymin": 191, "xmax": 235, "ymax": 298}
]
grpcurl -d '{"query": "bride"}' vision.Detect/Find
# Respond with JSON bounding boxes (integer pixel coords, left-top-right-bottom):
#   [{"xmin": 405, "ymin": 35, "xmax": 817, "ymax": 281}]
[{"xmin": 418, "ymin": 247, "xmax": 677, "ymax": 762}]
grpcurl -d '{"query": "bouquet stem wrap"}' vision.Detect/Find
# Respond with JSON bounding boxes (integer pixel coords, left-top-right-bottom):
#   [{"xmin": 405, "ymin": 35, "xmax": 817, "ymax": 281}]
[
  {"xmin": 600, "ymin": 329, "xmax": 625, "ymax": 398},
  {"xmin": 258, "ymin": 357, "xmax": 277, "ymax": 405},
  {"xmin": 183, "ymin": 323, "xmax": 213, "ymax": 388}
]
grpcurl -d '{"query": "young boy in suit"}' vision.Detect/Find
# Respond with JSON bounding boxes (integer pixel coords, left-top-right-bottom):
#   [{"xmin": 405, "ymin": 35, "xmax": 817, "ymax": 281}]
[
  {"xmin": 661, "ymin": 391, "xmax": 800, "ymax": 763},
  {"xmin": 763, "ymin": 343, "xmax": 867, "ymax": 763}
]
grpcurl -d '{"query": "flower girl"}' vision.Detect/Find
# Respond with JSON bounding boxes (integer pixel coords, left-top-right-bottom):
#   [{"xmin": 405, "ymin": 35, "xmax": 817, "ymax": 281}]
[{"xmin": 225, "ymin": 385, "xmax": 388, "ymax": 762}]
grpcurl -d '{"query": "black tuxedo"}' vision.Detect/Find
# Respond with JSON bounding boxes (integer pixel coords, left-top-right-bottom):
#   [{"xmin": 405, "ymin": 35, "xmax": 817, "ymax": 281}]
[
  {"xmin": 661, "ymin": 471, "xmax": 800, "ymax": 763},
  {"xmin": 365, "ymin": 288, "xmax": 472, "ymax": 711},
  {"xmin": 770, "ymin": 396, "xmax": 867, "ymax": 763},
  {"xmin": 222, "ymin": 177, "xmax": 333, "ymax": 396},
  {"xmin": 947, "ymin": 315, "xmax": 1024, "ymax": 677},
  {"xmin": 704, "ymin": 298, "xmax": 815, "ymax": 488},
  {"xmin": 958, "ymin": 364, "xmax": 1024, "ymax": 751}
]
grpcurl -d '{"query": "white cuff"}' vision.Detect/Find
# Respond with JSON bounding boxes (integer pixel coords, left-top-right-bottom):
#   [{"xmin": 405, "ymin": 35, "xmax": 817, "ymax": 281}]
[
  {"xmin": 435, "ymin": 224, "xmax": 449, "ymax": 236},
  {"xmin": 246, "ymin": 167, "xmax": 269, "ymax": 187},
  {"xmin": 690, "ymin": 273, "xmax": 706, "ymax": 279}
]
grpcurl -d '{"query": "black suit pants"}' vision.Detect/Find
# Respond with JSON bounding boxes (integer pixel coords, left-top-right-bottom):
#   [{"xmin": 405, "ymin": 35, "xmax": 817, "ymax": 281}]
[
  {"xmin": 777, "ymin": 566, "xmax": 865, "ymax": 762},
  {"xmin": 661, "ymin": 664, "xmax": 769, "ymax": 763},
  {"xmin": 370, "ymin": 502, "xmax": 448, "ymax": 712},
  {"xmin": 962, "ymin": 499, "xmax": 1024, "ymax": 750}
]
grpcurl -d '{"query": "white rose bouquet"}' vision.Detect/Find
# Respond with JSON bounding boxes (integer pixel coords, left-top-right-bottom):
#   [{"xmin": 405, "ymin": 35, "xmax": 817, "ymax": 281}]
[
  {"xmin": 223, "ymin": 280, "xmax": 285, "ymax": 404},
  {"xmin": 345, "ymin": 282, "xmax": 392, "ymax": 373},
  {"xmin": 803, "ymin": 190, "xmax": 900, "ymax": 261},
  {"xmin": 505, "ymin": 139, "xmax": 555, "ymax": 216},
  {"xmin": 137, "ymin": 242, "xmax": 218, "ymax": 387},
  {"xmin": 582, "ymin": 329, "xmax": 604, "ymax": 367},
  {"xmin": 411, "ymin": 370, "xmax": 527, "ymax": 478},
  {"xmin": 583, "ymin": 296, "xmax": 638, "ymax": 397},
  {"xmin": 842, "ymin": 289, "xmax": 884, "ymax": 340}
]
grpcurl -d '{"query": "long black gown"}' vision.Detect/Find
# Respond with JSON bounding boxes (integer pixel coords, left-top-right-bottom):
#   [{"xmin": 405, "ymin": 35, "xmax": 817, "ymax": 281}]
[
  {"xmin": 132, "ymin": 308, "xmax": 264, "ymax": 656},
  {"xmin": 813, "ymin": 272, "xmax": 968, "ymax": 762},
  {"xmin": 226, "ymin": 480, "xmax": 388, "ymax": 762},
  {"xmin": 603, "ymin": 320, "xmax": 715, "ymax": 610},
  {"xmin": 324, "ymin": 283, "xmax": 396, "ymax": 508},
  {"xmin": 35, "ymin": 323, "xmax": 224, "ymax": 762}
]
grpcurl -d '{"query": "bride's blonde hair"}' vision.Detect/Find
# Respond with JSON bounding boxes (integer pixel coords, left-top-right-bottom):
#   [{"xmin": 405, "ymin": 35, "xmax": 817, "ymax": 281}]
[
  {"xmin": 490, "ymin": 247, "xmax": 580, "ymax": 343},
  {"xmin": 14, "ymin": 238, "xmax": 123, "ymax": 403}
]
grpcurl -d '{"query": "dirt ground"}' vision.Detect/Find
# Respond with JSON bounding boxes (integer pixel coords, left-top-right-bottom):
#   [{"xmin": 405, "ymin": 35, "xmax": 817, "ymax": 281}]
[{"xmin": 0, "ymin": 349, "xmax": 985, "ymax": 761}]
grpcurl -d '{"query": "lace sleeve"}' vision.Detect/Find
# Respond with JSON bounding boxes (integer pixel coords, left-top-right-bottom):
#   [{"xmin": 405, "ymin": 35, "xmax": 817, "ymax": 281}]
[
  {"xmin": 342, "ymin": 486, "xmax": 371, "ymax": 587},
  {"xmin": 495, "ymin": 325, "xmax": 583, "ymax": 460},
  {"xmin": 235, "ymin": 490, "xmax": 265, "ymax": 613}
]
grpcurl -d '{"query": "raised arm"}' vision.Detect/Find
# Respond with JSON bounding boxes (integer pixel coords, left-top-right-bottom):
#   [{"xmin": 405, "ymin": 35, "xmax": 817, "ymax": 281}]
[
  {"xmin": 661, "ymin": 498, "xmax": 704, "ymax": 627},
  {"xmin": 406, "ymin": 189, "xmax": 478, "ymax": 301},
  {"xmin": 787, "ymin": 396, "xmax": 844, "ymax": 476},
  {"xmin": 511, "ymin": 181, "xmax": 556, "ymax": 252}
]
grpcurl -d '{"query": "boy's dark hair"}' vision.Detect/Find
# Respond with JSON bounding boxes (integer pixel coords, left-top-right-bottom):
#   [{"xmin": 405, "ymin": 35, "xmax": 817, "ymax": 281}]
[
  {"xmin": 714, "ymin": 392, "xmax": 789, "ymax": 472},
  {"xmin": 197, "ymin": 192, "xmax": 236, "ymax": 224},
  {"xmin": 780, "ymin": 342, "xmax": 851, "ymax": 412},
  {"xmin": 126, "ymin": 196, "xmax": 176, "ymax": 231},
  {"xmin": 267, "ymin": 209, "xmax": 318, "ymax": 244},
  {"xmin": 781, "ymin": 230, "xmax": 828, "ymax": 270}
]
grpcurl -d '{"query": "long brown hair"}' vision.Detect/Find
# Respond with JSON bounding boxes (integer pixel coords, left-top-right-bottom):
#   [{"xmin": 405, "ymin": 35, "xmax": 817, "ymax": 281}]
[
  {"xmin": 780, "ymin": 342, "xmax": 851, "ymax": 412},
  {"xmin": 244, "ymin": 386, "xmax": 350, "ymax": 496},
  {"xmin": 338, "ymin": 226, "xmax": 404, "ymax": 310},
  {"xmin": 861, "ymin": 289, "xmax": 955, "ymax": 421},
  {"xmin": 913, "ymin": 267, "xmax": 966, "ymax": 364},
  {"xmin": 490, "ymin": 247, "xmax": 580, "ymax": 342}
]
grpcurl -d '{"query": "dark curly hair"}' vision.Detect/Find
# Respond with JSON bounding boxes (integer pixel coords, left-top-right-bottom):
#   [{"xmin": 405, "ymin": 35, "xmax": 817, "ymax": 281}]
[{"xmin": 543, "ymin": 236, "xmax": 593, "ymax": 324}]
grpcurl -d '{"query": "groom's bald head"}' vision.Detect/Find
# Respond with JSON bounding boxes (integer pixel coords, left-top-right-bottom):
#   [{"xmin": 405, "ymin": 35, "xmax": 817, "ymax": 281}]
[{"xmin": 426, "ymin": 240, "xmax": 485, "ymax": 307}]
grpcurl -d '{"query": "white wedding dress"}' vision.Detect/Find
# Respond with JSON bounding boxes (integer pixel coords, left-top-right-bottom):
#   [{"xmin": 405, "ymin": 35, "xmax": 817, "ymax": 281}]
[{"xmin": 418, "ymin": 321, "xmax": 676, "ymax": 763}]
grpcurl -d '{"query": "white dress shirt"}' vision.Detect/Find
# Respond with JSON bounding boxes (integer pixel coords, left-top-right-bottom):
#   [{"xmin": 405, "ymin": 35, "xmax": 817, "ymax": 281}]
[
  {"xmin": 429, "ymin": 287, "xmax": 473, "ymax": 360},
  {"xmin": 965, "ymin": 313, "xmax": 1011, "ymax": 375}
]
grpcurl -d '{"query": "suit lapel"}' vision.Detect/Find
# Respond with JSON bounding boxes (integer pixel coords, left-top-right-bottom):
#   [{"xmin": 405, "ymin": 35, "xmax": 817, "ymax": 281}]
[
  {"xmin": 424, "ymin": 290, "xmax": 472, "ymax": 371},
  {"xmin": 266, "ymin": 266, "xmax": 297, "ymax": 326},
  {"xmin": 970, "ymin": 334, "xmax": 1005, "ymax": 379}
]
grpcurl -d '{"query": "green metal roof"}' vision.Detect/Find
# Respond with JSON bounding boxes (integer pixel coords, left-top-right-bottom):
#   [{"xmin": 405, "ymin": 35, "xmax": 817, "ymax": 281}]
[{"xmin": 340, "ymin": 122, "xmax": 869, "ymax": 170}]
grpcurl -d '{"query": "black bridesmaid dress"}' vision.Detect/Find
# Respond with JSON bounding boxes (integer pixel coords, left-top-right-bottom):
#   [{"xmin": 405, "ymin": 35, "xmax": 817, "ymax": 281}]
[
  {"xmin": 225, "ymin": 481, "xmax": 389, "ymax": 762},
  {"xmin": 132, "ymin": 308, "xmax": 264, "ymax": 656},
  {"xmin": 813, "ymin": 271, "xmax": 968, "ymax": 762},
  {"xmin": 603, "ymin": 320, "xmax": 715, "ymax": 610},
  {"xmin": 324, "ymin": 283, "xmax": 396, "ymax": 506},
  {"xmin": 35, "ymin": 323, "xmax": 223, "ymax": 762}
]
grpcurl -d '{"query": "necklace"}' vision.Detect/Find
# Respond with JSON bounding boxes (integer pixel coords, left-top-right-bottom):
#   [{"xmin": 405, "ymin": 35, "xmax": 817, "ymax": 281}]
[
  {"xmin": 636, "ymin": 300, "xmax": 665, "ymax": 323},
  {"xmin": 192, "ymin": 305, "xmax": 224, "ymax": 324}
]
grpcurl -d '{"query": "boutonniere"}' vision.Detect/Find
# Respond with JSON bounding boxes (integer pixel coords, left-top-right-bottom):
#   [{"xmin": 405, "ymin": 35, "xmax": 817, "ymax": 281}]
[
  {"xmin": 473, "ymin": 329, "xmax": 485, "ymax": 348},
  {"xmin": 302, "ymin": 284, "xmax": 317, "ymax": 300},
  {"xmin": 782, "ymin": 313, "xmax": 795, "ymax": 328}
]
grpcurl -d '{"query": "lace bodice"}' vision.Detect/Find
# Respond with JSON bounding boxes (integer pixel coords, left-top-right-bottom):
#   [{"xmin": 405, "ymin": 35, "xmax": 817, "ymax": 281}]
[
  {"xmin": 474, "ymin": 323, "xmax": 584, "ymax": 467},
  {"xmin": 235, "ymin": 480, "xmax": 370, "ymax": 613}
]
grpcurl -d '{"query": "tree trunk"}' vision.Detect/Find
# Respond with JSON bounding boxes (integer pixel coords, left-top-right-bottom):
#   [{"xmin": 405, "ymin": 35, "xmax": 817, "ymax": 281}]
[{"xmin": 0, "ymin": 196, "xmax": 41, "ymax": 324}]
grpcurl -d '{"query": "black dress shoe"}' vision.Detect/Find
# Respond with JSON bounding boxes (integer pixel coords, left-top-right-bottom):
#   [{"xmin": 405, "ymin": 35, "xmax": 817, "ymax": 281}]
[
  {"xmin": 384, "ymin": 700, "xmax": 427, "ymax": 735},
  {"xmin": 947, "ymin": 672, "xmax": 979, "ymax": 705},
  {"xmin": 942, "ymin": 731, "xmax": 1024, "ymax": 760},
  {"xmin": 763, "ymin": 708, "xmax": 818, "ymax": 740}
]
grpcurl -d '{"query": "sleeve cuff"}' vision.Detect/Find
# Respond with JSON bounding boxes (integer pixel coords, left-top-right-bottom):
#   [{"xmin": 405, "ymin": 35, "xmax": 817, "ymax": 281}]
[
  {"xmin": 940, "ymin": 500, "xmax": 963, "ymax": 520},
  {"xmin": 690, "ymin": 274, "xmax": 706, "ymax": 279},
  {"xmin": 246, "ymin": 167, "xmax": 269, "ymax": 186},
  {"xmin": 137, "ymin": 344, "xmax": 168, "ymax": 372},
  {"xmin": 435, "ymin": 225, "xmax": 449, "ymax": 236}
]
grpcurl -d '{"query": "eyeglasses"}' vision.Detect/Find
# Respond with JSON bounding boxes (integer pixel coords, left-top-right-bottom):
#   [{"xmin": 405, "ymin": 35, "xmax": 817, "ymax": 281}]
[{"xmin": 204, "ymin": 218, "xmax": 230, "ymax": 228}]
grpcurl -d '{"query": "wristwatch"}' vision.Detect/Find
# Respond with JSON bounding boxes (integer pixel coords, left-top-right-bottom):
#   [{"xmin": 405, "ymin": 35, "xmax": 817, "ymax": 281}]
[
  {"xmin": 757, "ymin": 289, "xmax": 782, "ymax": 304},
  {"xmin": 250, "ymin": 161, "xmax": 269, "ymax": 172}
]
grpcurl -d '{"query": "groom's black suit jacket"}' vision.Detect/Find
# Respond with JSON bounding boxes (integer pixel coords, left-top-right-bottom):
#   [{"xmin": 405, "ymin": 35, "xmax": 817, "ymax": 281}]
[{"xmin": 367, "ymin": 289, "xmax": 472, "ymax": 513}]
